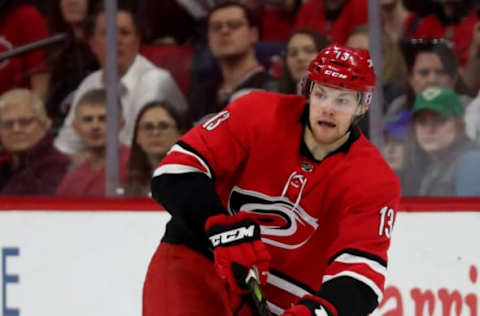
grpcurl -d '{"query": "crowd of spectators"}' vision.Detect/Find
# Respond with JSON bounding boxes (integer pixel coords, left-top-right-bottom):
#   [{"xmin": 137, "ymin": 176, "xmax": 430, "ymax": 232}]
[{"xmin": 0, "ymin": 0, "xmax": 480, "ymax": 198}]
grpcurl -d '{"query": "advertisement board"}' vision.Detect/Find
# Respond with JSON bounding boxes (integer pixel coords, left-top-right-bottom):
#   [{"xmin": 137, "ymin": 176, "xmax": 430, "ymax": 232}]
[
  {"xmin": 1, "ymin": 199, "xmax": 479, "ymax": 316},
  {"xmin": 373, "ymin": 212, "xmax": 479, "ymax": 316},
  {"xmin": 0, "ymin": 211, "xmax": 170, "ymax": 316}
]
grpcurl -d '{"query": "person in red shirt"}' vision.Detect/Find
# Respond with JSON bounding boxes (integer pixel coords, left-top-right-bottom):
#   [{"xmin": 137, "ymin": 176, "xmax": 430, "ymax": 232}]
[
  {"xmin": 242, "ymin": 0, "xmax": 302, "ymax": 41},
  {"xmin": 56, "ymin": 88, "xmax": 129, "ymax": 197},
  {"xmin": 403, "ymin": 0, "xmax": 479, "ymax": 67},
  {"xmin": 0, "ymin": 88, "xmax": 69, "ymax": 195},
  {"xmin": 143, "ymin": 44, "xmax": 401, "ymax": 316},
  {"xmin": 294, "ymin": 0, "xmax": 368, "ymax": 45},
  {"xmin": 0, "ymin": 1, "xmax": 50, "ymax": 100}
]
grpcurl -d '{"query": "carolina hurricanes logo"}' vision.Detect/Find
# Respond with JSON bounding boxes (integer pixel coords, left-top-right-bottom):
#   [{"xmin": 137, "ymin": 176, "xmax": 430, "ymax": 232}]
[{"xmin": 228, "ymin": 186, "xmax": 318, "ymax": 249}]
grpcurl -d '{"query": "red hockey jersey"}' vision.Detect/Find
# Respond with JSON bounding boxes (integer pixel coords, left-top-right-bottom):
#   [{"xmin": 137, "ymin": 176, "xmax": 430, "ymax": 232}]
[
  {"xmin": 403, "ymin": 8, "xmax": 480, "ymax": 66},
  {"xmin": 294, "ymin": 0, "xmax": 368, "ymax": 45},
  {"xmin": 153, "ymin": 91, "xmax": 401, "ymax": 314}
]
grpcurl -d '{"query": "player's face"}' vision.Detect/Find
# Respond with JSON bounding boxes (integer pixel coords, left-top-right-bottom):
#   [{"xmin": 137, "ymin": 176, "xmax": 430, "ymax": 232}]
[
  {"xmin": 414, "ymin": 110, "xmax": 457, "ymax": 153},
  {"xmin": 308, "ymin": 84, "xmax": 364, "ymax": 145},
  {"xmin": 0, "ymin": 104, "xmax": 49, "ymax": 154},
  {"xmin": 208, "ymin": 6, "xmax": 258, "ymax": 60},
  {"xmin": 136, "ymin": 107, "xmax": 180, "ymax": 162},
  {"xmin": 73, "ymin": 104, "xmax": 108, "ymax": 150},
  {"xmin": 89, "ymin": 11, "xmax": 140, "ymax": 74},
  {"xmin": 286, "ymin": 33, "xmax": 319, "ymax": 82},
  {"xmin": 409, "ymin": 52, "xmax": 454, "ymax": 95}
]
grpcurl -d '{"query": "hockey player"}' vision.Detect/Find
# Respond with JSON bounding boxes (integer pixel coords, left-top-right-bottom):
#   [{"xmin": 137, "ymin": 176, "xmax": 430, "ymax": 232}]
[{"xmin": 143, "ymin": 44, "xmax": 401, "ymax": 316}]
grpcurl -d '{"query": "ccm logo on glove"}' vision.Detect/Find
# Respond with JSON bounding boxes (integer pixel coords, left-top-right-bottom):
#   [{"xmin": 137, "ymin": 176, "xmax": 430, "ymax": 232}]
[
  {"xmin": 209, "ymin": 225, "xmax": 256, "ymax": 246},
  {"xmin": 205, "ymin": 214, "xmax": 271, "ymax": 293}
]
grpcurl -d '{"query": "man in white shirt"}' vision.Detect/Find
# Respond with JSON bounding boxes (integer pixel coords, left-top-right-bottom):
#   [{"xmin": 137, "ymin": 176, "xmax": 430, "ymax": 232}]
[{"xmin": 55, "ymin": 3, "xmax": 188, "ymax": 155}]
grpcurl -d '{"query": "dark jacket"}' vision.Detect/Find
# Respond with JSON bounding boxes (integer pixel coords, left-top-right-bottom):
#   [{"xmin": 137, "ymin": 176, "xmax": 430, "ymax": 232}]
[
  {"xmin": 188, "ymin": 65, "xmax": 279, "ymax": 122},
  {"xmin": 404, "ymin": 138, "xmax": 480, "ymax": 196},
  {"xmin": 0, "ymin": 133, "xmax": 70, "ymax": 196},
  {"xmin": 45, "ymin": 36, "xmax": 99, "ymax": 133}
]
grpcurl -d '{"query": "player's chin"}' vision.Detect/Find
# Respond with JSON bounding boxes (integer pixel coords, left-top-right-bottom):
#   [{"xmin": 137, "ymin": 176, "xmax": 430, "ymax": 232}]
[
  {"xmin": 312, "ymin": 133, "xmax": 338, "ymax": 146},
  {"xmin": 312, "ymin": 127, "xmax": 339, "ymax": 143}
]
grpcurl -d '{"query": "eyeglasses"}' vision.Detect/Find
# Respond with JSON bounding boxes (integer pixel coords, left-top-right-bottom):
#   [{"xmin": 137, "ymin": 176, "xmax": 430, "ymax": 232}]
[
  {"xmin": 139, "ymin": 121, "xmax": 176, "ymax": 133},
  {"xmin": 0, "ymin": 116, "xmax": 37, "ymax": 130},
  {"xmin": 208, "ymin": 19, "xmax": 247, "ymax": 33}
]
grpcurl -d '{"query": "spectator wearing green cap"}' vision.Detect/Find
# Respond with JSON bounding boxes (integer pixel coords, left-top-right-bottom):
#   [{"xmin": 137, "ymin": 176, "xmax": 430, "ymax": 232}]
[{"xmin": 403, "ymin": 86, "xmax": 480, "ymax": 196}]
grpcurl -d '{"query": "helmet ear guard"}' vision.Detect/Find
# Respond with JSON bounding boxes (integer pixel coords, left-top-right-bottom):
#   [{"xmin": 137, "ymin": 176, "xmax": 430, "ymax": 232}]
[{"xmin": 360, "ymin": 92, "xmax": 373, "ymax": 110}]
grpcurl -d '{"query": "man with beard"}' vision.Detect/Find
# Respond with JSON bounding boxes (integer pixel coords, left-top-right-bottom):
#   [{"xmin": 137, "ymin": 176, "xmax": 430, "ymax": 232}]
[
  {"xmin": 188, "ymin": 1, "xmax": 279, "ymax": 123},
  {"xmin": 144, "ymin": 44, "xmax": 400, "ymax": 316}
]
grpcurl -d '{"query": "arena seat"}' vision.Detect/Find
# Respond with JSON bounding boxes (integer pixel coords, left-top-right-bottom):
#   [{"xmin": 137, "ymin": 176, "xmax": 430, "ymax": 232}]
[{"xmin": 140, "ymin": 44, "xmax": 195, "ymax": 95}]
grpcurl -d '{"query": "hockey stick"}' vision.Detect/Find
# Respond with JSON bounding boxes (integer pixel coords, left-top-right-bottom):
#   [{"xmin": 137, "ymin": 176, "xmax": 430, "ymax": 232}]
[{"xmin": 246, "ymin": 266, "xmax": 272, "ymax": 316}]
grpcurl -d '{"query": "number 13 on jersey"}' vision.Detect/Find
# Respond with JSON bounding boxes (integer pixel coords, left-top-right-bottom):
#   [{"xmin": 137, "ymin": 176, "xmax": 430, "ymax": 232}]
[{"xmin": 378, "ymin": 206, "xmax": 395, "ymax": 239}]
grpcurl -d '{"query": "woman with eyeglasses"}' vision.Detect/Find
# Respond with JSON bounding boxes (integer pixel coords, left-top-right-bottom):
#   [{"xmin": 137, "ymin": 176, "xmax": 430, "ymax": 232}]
[
  {"xmin": 123, "ymin": 100, "xmax": 190, "ymax": 197},
  {"xmin": 403, "ymin": 86, "xmax": 480, "ymax": 196}
]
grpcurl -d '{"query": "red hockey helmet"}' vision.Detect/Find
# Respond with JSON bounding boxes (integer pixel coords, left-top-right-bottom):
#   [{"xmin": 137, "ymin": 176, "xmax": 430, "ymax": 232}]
[{"xmin": 302, "ymin": 44, "xmax": 376, "ymax": 108}]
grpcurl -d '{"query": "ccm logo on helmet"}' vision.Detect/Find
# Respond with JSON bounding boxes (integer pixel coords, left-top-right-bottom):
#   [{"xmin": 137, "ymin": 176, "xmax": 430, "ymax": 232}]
[
  {"xmin": 209, "ymin": 225, "xmax": 255, "ymax": 247},
  {"xmin": 324, "ymin": 69, "xmax": 347, "ymax": 79}
]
